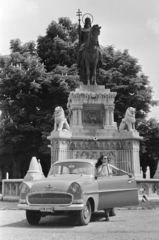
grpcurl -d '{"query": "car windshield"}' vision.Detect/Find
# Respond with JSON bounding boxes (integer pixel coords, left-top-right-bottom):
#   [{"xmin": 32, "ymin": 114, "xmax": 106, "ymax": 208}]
[{"xmin": 48, "ymin": 162, "xmax": 93, "ymax": 176}]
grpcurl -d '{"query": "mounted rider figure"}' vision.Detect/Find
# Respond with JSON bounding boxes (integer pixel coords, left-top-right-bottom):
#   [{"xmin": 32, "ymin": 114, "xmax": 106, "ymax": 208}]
[{"xmin": 78, "ymin": 17, "xmax": 102, "ymax": 85}]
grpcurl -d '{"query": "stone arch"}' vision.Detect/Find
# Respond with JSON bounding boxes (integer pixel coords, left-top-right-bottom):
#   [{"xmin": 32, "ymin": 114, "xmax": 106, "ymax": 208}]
[
  {"xmin": 76, "ymin": 141, "xmax": 81, "ymax": 149},
  {"xmin": 139, "ymin": 183, "xmax": 149, "ymax": 195},
  {"xmin": 152, "ymin": 184, "xmax": 159, "ymax": 196},
  {"xmin": 70, "ymin": 142, "xmax": 75, "ymax": 150},
  {"xmin": 105, "ymin": 142, "xmax": 109, "ymax": 150},
  {"xmin": 116, "ymin": 142, "xmax": 121, "ymax": 150},
  {"xmin": 81, "ymin": 142, "xmax": 87, "ymax": 150},
  {"xmin": 99, "ymin": 141, "xmax": 104, "ymax": 150},
  {"xmin": 110, "ymin": 142, "xmax": 114, "ymax": 149}
]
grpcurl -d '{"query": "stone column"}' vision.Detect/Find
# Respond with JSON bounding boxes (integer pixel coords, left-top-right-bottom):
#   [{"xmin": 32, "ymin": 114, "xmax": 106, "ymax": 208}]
[
  {"xmin": 77, "ymin": 106, "xmax": 83, "ymax": 128},
  {"xmin": 109, "ymin": 106, "xmax": 114, "ymax": 125},
  {"xmin": 71, "ymin": 106, "xmax": 83, "ymax": 129},
  {"xmin": 72, "ymin": 107, "xmax": 78, "ymax": 126},
  {"xmin": 104, "ymin": 107, "xmax": 109, "ymax": 128},
  {"xmin": 108, "ymin": 107, "xmax": 112, "ymax": 125}
]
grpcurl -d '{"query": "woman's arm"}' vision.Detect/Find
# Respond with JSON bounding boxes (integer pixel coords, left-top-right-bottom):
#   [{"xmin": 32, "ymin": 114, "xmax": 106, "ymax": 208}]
[{"xmin": 110, "ymin": 164, "xmax": 133, "ymax": 177}]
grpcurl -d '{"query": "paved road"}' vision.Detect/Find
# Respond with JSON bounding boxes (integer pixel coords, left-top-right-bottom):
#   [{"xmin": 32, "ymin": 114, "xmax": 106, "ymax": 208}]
[{"xmin": 0, "ymin": 209, "xmax": 159, "ymax": 240}]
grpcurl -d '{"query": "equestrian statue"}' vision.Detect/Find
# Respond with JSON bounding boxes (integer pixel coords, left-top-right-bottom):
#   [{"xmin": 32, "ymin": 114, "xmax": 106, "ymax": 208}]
[{"xmin": 77, "ymin": 15, "xmax": 102, "ymax": 85}]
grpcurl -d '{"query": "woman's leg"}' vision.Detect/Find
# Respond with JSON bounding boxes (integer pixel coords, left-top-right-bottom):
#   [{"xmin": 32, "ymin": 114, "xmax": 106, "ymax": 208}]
[
  {"xmin": 109, "ymin": 208, "xmax": 116, "ymax": 216},
  {"xmin": 104, "ymin": 209, "xmax": 110, "ymax": 221}
]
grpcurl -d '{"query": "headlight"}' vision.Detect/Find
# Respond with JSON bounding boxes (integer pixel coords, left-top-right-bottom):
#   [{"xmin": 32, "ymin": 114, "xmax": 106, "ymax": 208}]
[
  {"xmin": 70, "ymin": 182, "xmax": 81, "ymax": 194},
  {"xmin": 19, "ymin": 183, "xmax": 30, "ymax": 193}
]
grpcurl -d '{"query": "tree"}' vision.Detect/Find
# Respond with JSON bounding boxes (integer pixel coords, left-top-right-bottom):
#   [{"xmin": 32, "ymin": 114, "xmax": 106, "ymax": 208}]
[
  {"xmin": 10, "ymin": 39, "xmax": 37, "ymax": 55},
  {"xmin": 0, "ymin": 39, "xmax": 79, "ymax": 178},
  {"xmin": 0, "ymin": 50, "xmax": 47, "ymax": 177},
  {"xmin": 98, "ymin": 46, "xmax": 158, "ymax": 125},
  {"xmin": 137, "ymin": 118, "xmax": 159, "ymax": 178},
  {"xmin": 37, "ymin": 18, "xmax": 78, "ymax": 72}
]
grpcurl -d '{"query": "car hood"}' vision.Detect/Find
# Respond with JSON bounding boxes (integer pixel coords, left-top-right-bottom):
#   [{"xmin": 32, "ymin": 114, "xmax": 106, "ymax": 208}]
[{"xmin": 29, "ymin": 174, "xmax": 93, "ymax": 193}]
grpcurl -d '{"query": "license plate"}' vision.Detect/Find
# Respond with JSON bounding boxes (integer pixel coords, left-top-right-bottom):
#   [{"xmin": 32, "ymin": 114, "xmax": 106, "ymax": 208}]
[{"xmin": 40, "ymin": 207, "xmax": 54, "ymax": 213}]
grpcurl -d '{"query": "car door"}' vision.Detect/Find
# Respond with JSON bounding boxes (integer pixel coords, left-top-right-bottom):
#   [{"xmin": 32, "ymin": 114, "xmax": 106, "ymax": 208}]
[{"xmin": 97, "ymin": 175, "xmax": 138, "ymax": 210}]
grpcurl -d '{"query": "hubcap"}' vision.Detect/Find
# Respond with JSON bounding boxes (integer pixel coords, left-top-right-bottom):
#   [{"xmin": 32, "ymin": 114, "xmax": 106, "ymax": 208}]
[{"xmin": 84, "ymin": 205, "xmax": 89, "ymax": 219}]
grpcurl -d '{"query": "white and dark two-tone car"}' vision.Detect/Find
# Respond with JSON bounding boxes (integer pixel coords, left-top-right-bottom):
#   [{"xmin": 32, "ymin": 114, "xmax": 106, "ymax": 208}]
[{"xmin": 18, "ymin": 159, "xmax": 139, "ymax": 226}]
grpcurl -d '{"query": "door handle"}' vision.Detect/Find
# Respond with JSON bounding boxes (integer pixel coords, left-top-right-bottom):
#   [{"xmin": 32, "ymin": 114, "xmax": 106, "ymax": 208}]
[{"xmin": 128, "ymin": 180, "xmax": 132, "ymax": 184}]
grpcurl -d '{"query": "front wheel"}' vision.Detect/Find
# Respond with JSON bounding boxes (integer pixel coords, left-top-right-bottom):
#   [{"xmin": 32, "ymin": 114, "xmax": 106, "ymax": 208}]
[
  {"xmin": 77, "ymin": 200, "xmax": 92, "ymax": 226},
  {"xmin": 26, "ymin": 210, "xmax": 41, "ymax": 225}
]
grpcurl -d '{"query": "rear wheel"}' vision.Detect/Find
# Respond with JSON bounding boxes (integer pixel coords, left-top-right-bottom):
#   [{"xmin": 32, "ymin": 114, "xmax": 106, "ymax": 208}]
[
  {"xmin": 26, "ymin": 210, "xmax": 41, "ymax": 225},
  {"xmin": 77, "ymin": 200, "xmax": 92, "ymax": 226}
]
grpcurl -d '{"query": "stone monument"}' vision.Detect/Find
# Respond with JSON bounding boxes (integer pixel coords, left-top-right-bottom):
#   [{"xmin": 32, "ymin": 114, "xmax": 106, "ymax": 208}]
[{"xmin": 47, "ymin": 11, "xmax": 142, "ymax": 178}]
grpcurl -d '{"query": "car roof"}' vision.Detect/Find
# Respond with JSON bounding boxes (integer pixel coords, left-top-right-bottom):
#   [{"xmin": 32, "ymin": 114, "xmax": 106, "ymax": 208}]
[{"xmin": 53, "ymin": 159, "xmax": 97, "ymax": 165}]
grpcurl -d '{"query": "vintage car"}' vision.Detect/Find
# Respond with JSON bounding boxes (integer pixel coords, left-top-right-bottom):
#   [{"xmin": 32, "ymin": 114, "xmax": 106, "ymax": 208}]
[{"xmin": 18, "ymin": 159, "xmax": 139, "ymax": 226}]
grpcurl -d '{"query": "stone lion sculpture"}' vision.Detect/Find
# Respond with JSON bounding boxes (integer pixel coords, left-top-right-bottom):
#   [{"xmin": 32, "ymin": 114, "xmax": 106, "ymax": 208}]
[
  {"xmin": 54, "ymin": 106, "xmax": 70, "ymax": 131},
  {"xmin": 119, "ymin": 107, "xmax": 136, "ymax": 131}
]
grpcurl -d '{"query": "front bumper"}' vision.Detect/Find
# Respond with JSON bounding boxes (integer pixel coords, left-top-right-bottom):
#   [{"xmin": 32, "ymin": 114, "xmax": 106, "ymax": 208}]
[{"xmin": 18, "ymin": 203, "xmax": 85, "ymax": 211}]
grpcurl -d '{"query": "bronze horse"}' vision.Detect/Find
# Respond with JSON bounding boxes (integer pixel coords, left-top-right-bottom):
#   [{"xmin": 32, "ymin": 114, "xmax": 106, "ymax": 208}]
[{"xmin": 81, "ymin": 25, "xmax": 101, "ymax": 85}]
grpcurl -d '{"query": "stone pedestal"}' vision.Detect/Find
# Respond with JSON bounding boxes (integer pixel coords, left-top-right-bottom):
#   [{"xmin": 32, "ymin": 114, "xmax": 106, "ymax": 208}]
[
  {"xmin": 67, "ymin": 85, "xmax": 117, "ymax": 136},
  {"xmin": 48, "ymin": 85, "xmax": 142, "ymax": 177},
  {"xmin": 47, "ymin": 130, "xmax": 72, "ymax": 165}
]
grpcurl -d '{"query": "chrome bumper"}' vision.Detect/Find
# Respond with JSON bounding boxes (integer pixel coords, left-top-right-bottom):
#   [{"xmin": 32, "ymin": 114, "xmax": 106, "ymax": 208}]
[{"xmin": 18, "ymin": 203, "xmax": 85, "ymax": 211}]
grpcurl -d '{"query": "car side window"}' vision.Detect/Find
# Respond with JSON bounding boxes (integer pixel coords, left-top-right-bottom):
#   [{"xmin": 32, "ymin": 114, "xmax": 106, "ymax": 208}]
[
  {"xmin": 62, "ymin": 166, "xmax": 70, "ymax": 174},
  {"xmin": 49, "ymin": 162, "xmax": 93, "ymax": 175},
  {"xmin": 52, "ymin": 165, "xmax": 61, "ymax": 175},
  {"xmin": 72, "ymin": 167, "xmax": 91, "ymax": 175}
]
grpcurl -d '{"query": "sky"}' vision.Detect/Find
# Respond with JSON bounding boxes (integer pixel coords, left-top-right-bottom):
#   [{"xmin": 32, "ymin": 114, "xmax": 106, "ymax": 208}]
[{"xmin": 0, "ymin": 0, "xmax": 159, "ymax": 120}]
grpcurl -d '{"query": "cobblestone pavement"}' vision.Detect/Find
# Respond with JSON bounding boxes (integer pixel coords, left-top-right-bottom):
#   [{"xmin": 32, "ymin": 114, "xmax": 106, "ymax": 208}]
[{"xmin": 0, "ymin": 204, "xmax": 159, "ymax": 240}]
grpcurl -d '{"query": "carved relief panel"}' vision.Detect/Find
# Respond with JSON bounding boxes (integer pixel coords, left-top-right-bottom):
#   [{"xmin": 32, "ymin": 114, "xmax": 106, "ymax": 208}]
[
  {"xmin": 82, "ymin": 104, "xmax": 104, "ymax": 128},
  {"xmin": 73, "ymin": 150, "xmax": 117, "ymax": 166}
]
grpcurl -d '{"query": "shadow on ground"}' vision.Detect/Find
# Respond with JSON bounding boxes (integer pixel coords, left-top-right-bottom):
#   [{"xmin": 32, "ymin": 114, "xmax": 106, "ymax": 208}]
[
  {"xmin": 0, "ymin": 200, "xmax": 159, "ymax": 210},
  {"xmin": 0, "ymin": 211, "xmax": 110, "ymax": 229}
]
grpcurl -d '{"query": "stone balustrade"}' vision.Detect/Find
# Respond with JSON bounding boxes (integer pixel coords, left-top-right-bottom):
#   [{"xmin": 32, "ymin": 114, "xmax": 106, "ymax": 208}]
[
  {"xmin": 2, "ymin": 179, "xmax": 23, "ymax": 201},
  {"xmin": 136, "ymin": 179, "xmax": 159, "ymax": 201},
  {"xmin": 1, "ymin": 178, "xmax": 159, "ymax": 201}
]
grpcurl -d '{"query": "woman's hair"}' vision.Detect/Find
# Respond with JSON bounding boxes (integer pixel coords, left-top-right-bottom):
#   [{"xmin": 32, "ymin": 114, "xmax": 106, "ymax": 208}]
[{"xmin": 95, "ymin": 155, "xmax": 104, "ymax": 168}]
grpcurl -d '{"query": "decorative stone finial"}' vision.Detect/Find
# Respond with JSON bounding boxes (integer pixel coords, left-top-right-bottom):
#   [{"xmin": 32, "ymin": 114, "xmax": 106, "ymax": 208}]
[
  {"xmin": 27, "ymin": 156, "xmax": 40, "ymax": 173},
  {"xmin": 38, "ymin": 159, "xmax": 44, "ymax": 175},
  {"xmin": 24, "ymin": 156, "xmax": 45, "ymax": 181},
  {"xmin": 153, "ymin": 161, "xmax": 159, "ymax": 179}
]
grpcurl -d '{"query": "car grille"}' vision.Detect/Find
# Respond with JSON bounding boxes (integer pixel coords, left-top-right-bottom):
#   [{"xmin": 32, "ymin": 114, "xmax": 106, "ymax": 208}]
[{"xmin": 27, "ymin": 192, "xmax": 72, "ymax": 205}]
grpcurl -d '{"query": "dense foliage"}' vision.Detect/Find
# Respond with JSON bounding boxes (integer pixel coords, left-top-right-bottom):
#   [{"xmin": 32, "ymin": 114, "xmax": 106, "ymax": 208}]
[
  {"xmin": 137, "ymin": 118, "xmax": 159, "ymax": 177},
  {"xmin": 0, "ymin": 17, "xmax": 158, "ymax": 178},
  {"xmin": 98, "ymin": 46, "xmax": 157, "ymax": 124},
  {"xmin": 37, "ymin": 17, "xmax": 78, "ymax": 72},
  {"xmin": 0, "ymin": 37, "xmax": 79, "ymax": 177}
]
